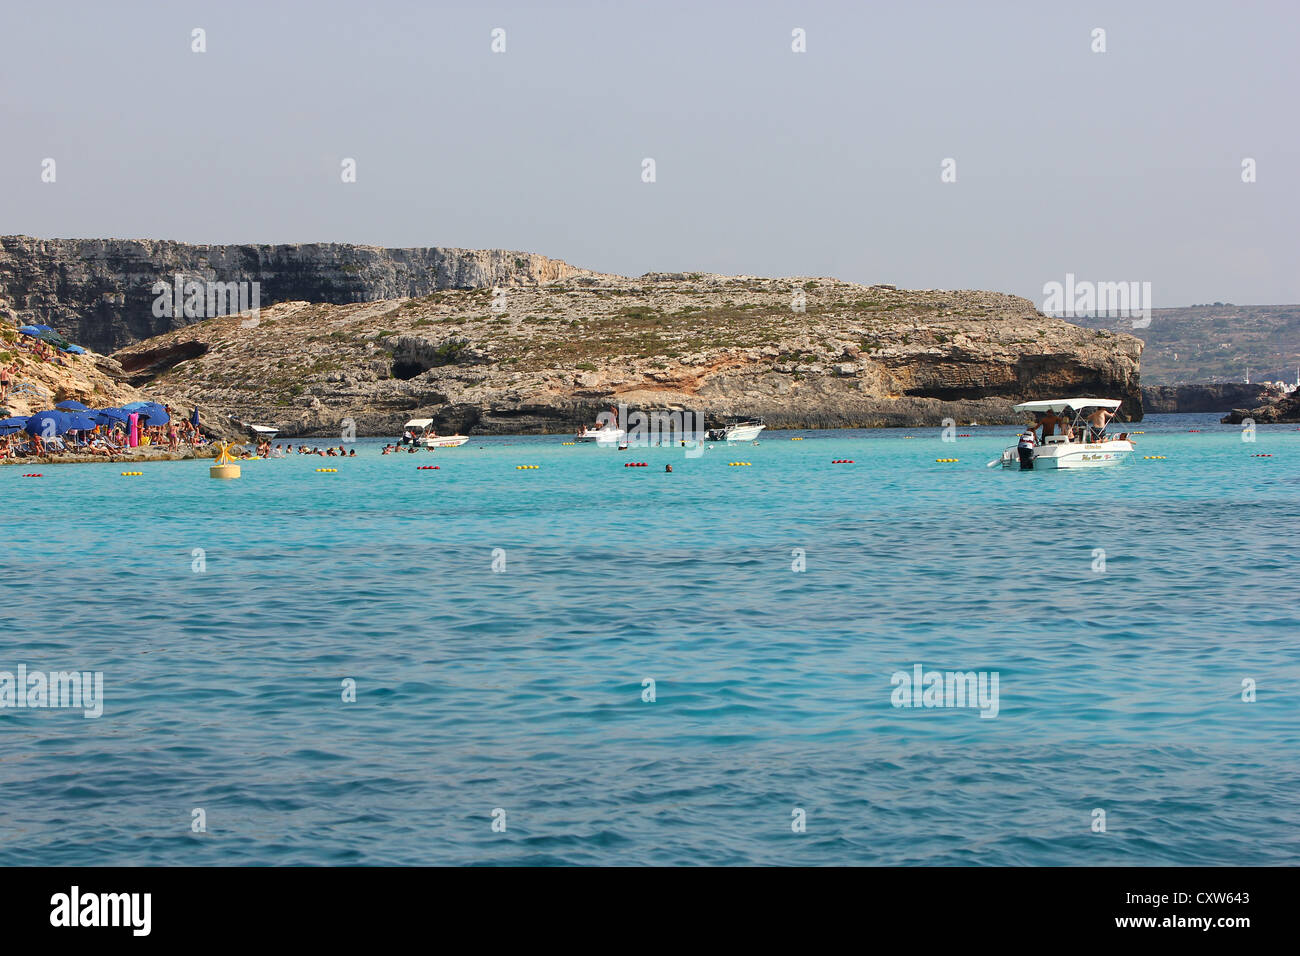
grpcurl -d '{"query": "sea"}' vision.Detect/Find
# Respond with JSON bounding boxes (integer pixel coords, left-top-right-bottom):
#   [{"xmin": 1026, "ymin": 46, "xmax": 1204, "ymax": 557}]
[{"xmin": 1, "ymin": 412, "xmax": 1297, "ymax": 865}]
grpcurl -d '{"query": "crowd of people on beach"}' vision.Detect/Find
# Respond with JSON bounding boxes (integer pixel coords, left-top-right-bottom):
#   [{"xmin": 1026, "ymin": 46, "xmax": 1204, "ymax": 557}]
[{"xmin": 0, "ymin": 405, "xmax": 207, "ymax": 460}]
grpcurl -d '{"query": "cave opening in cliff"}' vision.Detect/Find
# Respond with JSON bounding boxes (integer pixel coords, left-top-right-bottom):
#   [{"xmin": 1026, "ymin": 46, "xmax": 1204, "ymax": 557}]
[
  {"xmin": 117, "ymin": 341, "xmax": 209, "ymax": 386},
  {"xmin": 389, "ymin": 338, "xmax": 469, "ymax": 380},
  {"xmin": 391, "ymin": 359, "xmax": 431, "ymax": 380}
]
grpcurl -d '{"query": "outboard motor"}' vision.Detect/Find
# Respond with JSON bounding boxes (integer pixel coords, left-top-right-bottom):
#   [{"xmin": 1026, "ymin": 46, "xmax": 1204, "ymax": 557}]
[{"xmin": 1017, "ymin": 430, "xmax": 1036, "ymax": 470}]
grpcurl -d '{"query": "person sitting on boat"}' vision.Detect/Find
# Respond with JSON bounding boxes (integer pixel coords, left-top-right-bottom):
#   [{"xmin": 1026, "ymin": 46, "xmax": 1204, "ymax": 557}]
[
  {"xmin": 1017, "ymin": 428, "xmax": 1037, "ymax": 470},
  {"xmin": 1086, "ymin": 407, "xmax": 1115, "ymax": 442}
]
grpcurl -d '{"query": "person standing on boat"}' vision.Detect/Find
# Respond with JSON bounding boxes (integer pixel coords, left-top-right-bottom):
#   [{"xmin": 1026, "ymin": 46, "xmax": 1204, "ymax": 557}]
[
  {"xmin": 1017, "ymin": 428, "xmax": 1037, "ymax": 470},
  {"xmin": 1037, "ymin": 409, "xmax": 1063, "ymax": 443},
  {"xmin": 1086, "ymin": 407, "xmax": 1115, "ymax": 442}
]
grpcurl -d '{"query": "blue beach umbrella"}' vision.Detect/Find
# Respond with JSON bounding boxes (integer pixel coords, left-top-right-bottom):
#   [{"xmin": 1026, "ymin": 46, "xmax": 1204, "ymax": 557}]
[
  {"xmin": 56, "ymin": 399, "xmax": 90, "ymax": 411},
  {"xmin": 0, "ymin": 416, "xmax": 29, "ymax": 436},
  {"xmin": 139, "ymin": 403, "xmax": 170, "ymax": 426},
  {"xmin": 121, "ymin": 401, "xmax": 150, "ymax": 412},
  {"xmin": 65, "ymin": 413, "xmax": 99, "ymax": 431},
  {"xmin": 18, "ymin": 326, "xmax": 42, "ymax": 336},
  {"xmin": 65, "ymin": 345, "xmax": 86, "ymax": 355},
  {"xmin": 25, "ymin": 410, "xmax": 71, "ymax": 437},
  {"xmin": 93, "ymin": 408, "xmax": 128, "ymax": 427}
]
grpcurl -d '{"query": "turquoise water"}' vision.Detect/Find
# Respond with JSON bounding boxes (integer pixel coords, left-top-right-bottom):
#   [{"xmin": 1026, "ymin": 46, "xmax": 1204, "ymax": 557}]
[{"xmin": 1, "ymin": 413, "xmax": 1297, "ymax": 865}]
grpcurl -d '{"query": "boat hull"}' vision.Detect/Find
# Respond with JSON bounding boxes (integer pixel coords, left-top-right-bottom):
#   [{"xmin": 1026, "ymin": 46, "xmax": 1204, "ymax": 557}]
[
  {"xmin": 724, "ymin": 424, "xmax": 766, "ymax": 442},
  {"xmin": 1001, "ymin": 440, "xmax": 1134, "ymax": 469},
  {"xmin": 417, "ymin": 435, "xmax": 469, "ymax": 448},
  {"xmin": 574, "ymin": 428, "xmax": 627, "ymax": 445}
]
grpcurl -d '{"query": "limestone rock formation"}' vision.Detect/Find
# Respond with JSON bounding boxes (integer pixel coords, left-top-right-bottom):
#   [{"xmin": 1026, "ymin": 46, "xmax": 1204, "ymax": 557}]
[
  {"xmin": 112, "ymin": 273, "xmax": 1144, "ymax": 436},
  {"xmin": 0, "ymin": 236, "xmax": 590, "ymax": 353},
  {"xmin": 1141, "ymin": 383, "xmax": 1273, "ymax": 414},
  {"xmin": 1221, "ymin": 391, "xmax": 1300, "ymax": 424}
]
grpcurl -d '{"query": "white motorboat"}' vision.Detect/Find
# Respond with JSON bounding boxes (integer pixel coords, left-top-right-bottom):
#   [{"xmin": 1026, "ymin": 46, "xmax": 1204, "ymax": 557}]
[
  {"xmin": 705, "ymin": 418, "xmax": 766, "ymax": 442},
  {"xmin": 401, "ymin": 418, "xmax": 469, "ymax": 448},
  {"xmin": 248, "ymin": 424, "xmax": 279, "ymax": 442},
  {"xmin": 574, "ymin": 421, "xmax": 626, "ymax": 445},
  {"xmin": 998, "ymin": 399, "xmax": 1135, "ymax": 470}
]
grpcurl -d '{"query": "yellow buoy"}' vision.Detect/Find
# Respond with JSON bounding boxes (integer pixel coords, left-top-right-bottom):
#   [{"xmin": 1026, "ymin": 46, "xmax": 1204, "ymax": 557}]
[
  {"xmin": 516, "ymin": 465, "xmax": 539, "ymax": 470},
  {"xmin": 209, "ymin": 442, "xmax": 242, "ymax": 479},
  {"xmin": 935, "ymin": 458, "xmax": 959, "ymax": 463},
  {"xmin": 121, "ymin": 471, "xmax": 143, "ymax": 476},
  {"xmin": 316, "ymin": 467, "xmax": 338, "ymax": 472}
]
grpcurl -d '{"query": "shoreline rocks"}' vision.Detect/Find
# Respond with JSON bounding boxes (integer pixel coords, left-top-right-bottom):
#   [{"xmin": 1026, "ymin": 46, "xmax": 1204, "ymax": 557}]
[
  {"xmin": 1222, "ymin": 391, "xmax": 1300, "ymax": 424},
  {"xmin": 1141, "ymin": 383, "xmax": 1275, "ymax": 414},
  {"xmin": 1, "ymin": 444, "xmax": 226, "ymax": 467}
]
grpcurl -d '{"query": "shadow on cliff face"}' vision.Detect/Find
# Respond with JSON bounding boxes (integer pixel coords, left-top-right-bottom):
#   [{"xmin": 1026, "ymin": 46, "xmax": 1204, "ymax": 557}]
[
  {"xmin": 116, "ymin": 341, "xmax": 209, "ymax": 386},
  {"xmin": 388, "ymin": 336, "xmax": 480, "ymax": 380}
]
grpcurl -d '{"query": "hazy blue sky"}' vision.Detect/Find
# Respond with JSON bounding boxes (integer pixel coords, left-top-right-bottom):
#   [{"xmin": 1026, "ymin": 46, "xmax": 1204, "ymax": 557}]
[{"xmin": 2, "ymin": 0, "xmax": 1297, "ymax": 306}]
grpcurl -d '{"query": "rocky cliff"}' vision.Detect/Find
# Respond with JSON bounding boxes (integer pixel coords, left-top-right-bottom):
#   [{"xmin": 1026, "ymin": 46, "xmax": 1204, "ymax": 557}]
[
  {"xmin": 0, "ymin": 236, "xmax": 589, "ymax": 353},
  {"xmin": 113, "ymin": 273, "xmax": 1144, "ymax": 436},
  {"xmin": 1221, "ymin": 391, "xmax": 1300, "ymax": 424},
  {"xmin": 0, "ymin": 330, "xmax": 140, "ymax": 417},
  {"xmin": 1140, "ymin": 383, "xmax": 1273, "ymax": 414}
]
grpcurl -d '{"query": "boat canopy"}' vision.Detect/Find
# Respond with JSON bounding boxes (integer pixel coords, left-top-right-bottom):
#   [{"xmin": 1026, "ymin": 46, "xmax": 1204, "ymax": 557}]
[
  {"xmin": 248, "ymin": 424, "xmax": 279, "ymax": 435},
  {"xmin": 1013, "ymin": 398, "xmax": 1123, "ymax": 413},
  {"xmin": 404, "ymin": 418, "xmax": 434, "ymax": 429}
]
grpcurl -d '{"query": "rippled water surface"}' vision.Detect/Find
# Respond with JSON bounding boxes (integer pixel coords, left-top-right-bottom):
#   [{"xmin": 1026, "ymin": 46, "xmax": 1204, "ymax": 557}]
[{"xmin": 1, "ymin": 413, "xmax": 1297, "ymax": 865}]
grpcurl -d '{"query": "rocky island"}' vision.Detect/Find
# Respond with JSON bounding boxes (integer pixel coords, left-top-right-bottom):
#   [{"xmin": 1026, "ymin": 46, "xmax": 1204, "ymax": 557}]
[
  {"xmin": 114, "ymin": 272, "xmax": 1142, "ymax": 437},
  {"xmin": 2, "ymin": 237, "xmax": 1146, "ymax": 438}
]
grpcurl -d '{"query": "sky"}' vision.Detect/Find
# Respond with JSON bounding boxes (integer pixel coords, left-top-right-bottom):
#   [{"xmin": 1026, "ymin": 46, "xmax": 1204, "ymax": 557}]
[{"xmin": 1, "ymin": 0, "xmax": 1297, "ymax": 307}]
